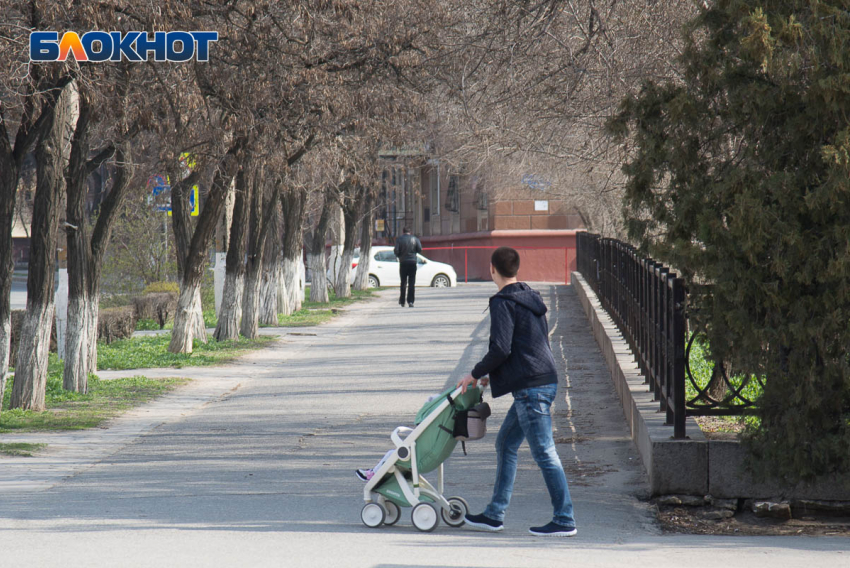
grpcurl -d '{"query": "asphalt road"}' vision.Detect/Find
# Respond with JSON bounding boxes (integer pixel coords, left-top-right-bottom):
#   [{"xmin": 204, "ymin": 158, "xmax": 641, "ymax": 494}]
[{"xmin": 0, "ymin": 284, "xmax": 846, "ymax": 567}]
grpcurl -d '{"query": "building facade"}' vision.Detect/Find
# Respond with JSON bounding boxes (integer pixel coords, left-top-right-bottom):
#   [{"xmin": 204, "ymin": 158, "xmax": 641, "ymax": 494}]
[{"xmin": 376, "ymin": 149, "xmax": 585, "ymax": 283}]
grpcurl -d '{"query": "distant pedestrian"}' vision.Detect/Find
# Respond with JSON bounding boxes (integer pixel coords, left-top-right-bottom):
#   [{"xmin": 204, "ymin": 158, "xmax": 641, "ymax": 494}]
[
  {"xmin": 457, "ymin": 246, "xmax": 577, "ymax": 537},
  {"xmin": 393, "ymin": 227, "xmax": 422, "ymax": 307}
]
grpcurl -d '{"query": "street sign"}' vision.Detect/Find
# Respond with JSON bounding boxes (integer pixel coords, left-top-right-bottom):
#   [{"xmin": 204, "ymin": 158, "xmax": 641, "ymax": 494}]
[{"xmin": 149, "ymin": 175, "xmax": 198, "ymax": 216}]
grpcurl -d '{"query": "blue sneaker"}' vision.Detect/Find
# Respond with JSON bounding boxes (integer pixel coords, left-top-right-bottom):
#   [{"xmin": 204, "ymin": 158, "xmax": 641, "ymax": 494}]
[
  {"xmin": 464, "ymin": 512, "xmax": 503, "ymax": 532},
  {"xmin": 529, "ymin": 522, "xmax": 577, "ymax": 537}
]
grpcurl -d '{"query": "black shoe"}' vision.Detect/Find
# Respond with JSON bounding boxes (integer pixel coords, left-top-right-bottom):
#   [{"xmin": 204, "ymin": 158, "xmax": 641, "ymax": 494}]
[
  {"xmin": 464, "ymin": 513, "xmax": 503, "ymax": 532},
  {"xmin": 399, "ymin": 303, "xmax": 405, "ymax": 308},
  {"xmin": 408, "ymin": 303, "xmax": 414, "ymax": 308},
  {"xmin": 528, "ymin": 522, "xmax": 577, "ymax": 537}
]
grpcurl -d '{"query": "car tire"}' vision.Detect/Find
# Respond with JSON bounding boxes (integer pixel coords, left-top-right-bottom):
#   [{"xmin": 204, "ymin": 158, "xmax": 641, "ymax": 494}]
[
  {"xmin": 368, "ymin": 275, "xmax": 380, "ymax": 288},
  {"xmin": 431, "ymin": 274, "xmax": 451, "ymax": 288}
]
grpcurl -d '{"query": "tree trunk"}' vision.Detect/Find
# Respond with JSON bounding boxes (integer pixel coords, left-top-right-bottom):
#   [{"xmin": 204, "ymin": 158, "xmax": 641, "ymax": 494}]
[
  {"xmin": 87, "ymin": 299, "xmax": 99, "ymax": 371},
  {"xmin": 354, "ymin": 192, "xmax": 374, "ymax": 290},
  {"xmin": 62, "ymin": 93, "xmax": 93, "ymax": 392},
  {"xmin": 335, "ymin": 186, "xmax": 364, "ymax": 298},
  {"xmin": 0, "ymin": 170, "xmax": 19, "ymax": 407},
  {"xmin": 282, "ymin": 253, "xmax": 302, "ymax": 314},
  {"xmin": 170, "ymin": 282, "xmax": 200, "ymax": 354},
  {"xmin": 169, "ymin": 138, "xmax": 244, "ymax": 354},
  {"xmin": 0, "ymin": 70, "xmax": 72, "ymax": 407},
  {"xmin": 308, "ymin": 253, "xmax": 330, "ymax": 303},
  {"xmin": 307, "ymin": 187, "xmax": 335, "ymax": 304},
  {"xmin": 241, "ymin": 262, "xmax": 262, "ymax": 339},
  {"xmin": 240, "ymin": 174, "xmax": 280, "ymax": 339},
  {"xmin": 280, "ymin": 188, "xmax": 307, "ymax": 315},
  {"xmin": 214, "ymin": 166, "xmax": 250, "ymax": 341},
  {"xmin": 11, "ymin": 81, "xmax": 76, "ymax": 410},
  {"xmin": 192, "ymin": 287, "xmax": 207, "ymax": 343},
  {"xmin": 63, "ymin": 84, "xmax": 134, "ymax": 391},
  {"xmin": 259, "ymin": 209, "xmax": 281, "ymax": 325},
  {"xmin": 63, "ymin": 295, "xmax": 90, "ymax": 392},
  {"xmin": 216, "ymin": 272, "xmax": 243, "ymax": 341}
]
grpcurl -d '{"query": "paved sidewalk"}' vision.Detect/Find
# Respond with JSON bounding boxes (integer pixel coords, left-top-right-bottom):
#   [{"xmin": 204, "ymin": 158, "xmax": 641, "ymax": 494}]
[{"xmin": 0, "ymin": 284, "xmax": 846, "ymax": 567}]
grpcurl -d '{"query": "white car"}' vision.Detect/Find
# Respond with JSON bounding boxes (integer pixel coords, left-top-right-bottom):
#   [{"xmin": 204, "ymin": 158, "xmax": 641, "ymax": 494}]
[{"xmin": 352, "ymin": 246, "xmax": 457, "ymax": 289}]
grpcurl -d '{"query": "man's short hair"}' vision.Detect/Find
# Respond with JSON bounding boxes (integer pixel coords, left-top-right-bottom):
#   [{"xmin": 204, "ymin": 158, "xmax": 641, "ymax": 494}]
[
  {"xmin": 491, "ymin": 247, "xmax": 520, "ymax": 278},
  {"xmin": 402, "ymin": 227, "xmax": 411, "ymax": 234}
]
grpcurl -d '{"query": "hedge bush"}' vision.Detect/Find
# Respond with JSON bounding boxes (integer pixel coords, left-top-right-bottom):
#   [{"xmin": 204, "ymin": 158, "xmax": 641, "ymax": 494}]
[
  {"xmin": 97, "ymin": 306, "xmax": 138, "ymax": 344},
  {"xmin": 133, "ymin": 292, "xmax": 177, "ymax": 329}
]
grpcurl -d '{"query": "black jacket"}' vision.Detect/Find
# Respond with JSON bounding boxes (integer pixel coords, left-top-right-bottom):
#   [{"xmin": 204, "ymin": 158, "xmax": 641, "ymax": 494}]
[
  {"xmin": 393, "ymin": 234, "xmax": 422, "ymax": 263},
  {"xmin": 471, "ymin": 282, "xmax": 558, "ymax": 398}
]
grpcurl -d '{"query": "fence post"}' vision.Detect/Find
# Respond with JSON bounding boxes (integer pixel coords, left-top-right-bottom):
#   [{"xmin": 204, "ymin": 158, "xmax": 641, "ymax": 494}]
[
  {"xmin": 672, "ymin": 277, "xmax": 687, "ymax": 439},
  {"xmin": 464, "ymin": 248, "xmax": 468, "ymax": 284}
]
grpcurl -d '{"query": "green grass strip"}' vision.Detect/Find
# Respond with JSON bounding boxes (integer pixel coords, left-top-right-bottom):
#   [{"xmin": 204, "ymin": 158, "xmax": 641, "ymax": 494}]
[
  {"xmin": 1, "ymin": 372, "xmax": 189, "ymax": 433},
  {"xmin": 98, "ymin": 334, "xmax": 276, "ymax": 371},
  {"xmin": 0, "ymin": 442, "xmax": 47, "ymax": 457}
]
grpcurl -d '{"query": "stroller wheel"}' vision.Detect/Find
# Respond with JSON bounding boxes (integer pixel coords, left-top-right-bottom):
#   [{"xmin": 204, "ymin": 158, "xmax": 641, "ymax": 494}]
[
  {"xmin": 441, "ymin": 497, "xmax": 469, "ymax": 527},
  {"xmin": 361, "ymin": 503, "xmax": 385, "ymax": 528},
  {"xmin": 384, "ymin": 501, "xmax": 401, "ymax": 526},
  {"xmin": 411, "ymin": 502, "xmax": 439, "ymax": 532}
]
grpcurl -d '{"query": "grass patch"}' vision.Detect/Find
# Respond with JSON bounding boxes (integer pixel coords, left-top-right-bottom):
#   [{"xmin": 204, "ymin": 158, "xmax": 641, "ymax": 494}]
[
  {"xmin": 1, "ymin": 364, "xmax": 188, "ymax": 432},
  {"xmin": 273, "ymin": 310, "xmax": 334, "ymax": 327},
  {"xmin": 687, "ymin": 335, "xmax": 762, "ymax": 431},
  {"xmin": 0, "ymin": 442, "xmax": 47, "ymax": 457},
  {"xmin": 98, "ymin": 334, "xmax": 276, "ymax": 371},
  {"xmin": 302, "ymin": 287, "xmax": 381, "ymax": 310},
  {"xmin": 135, "ymin": 318, "xmax": 162, "ymax": 331}
]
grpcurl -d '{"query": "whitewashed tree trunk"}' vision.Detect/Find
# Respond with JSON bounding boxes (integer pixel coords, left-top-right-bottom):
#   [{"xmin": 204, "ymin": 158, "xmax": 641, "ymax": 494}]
[
  {"xmin": 170, "ymin": 283, "xmax": 200, "ymax": 354},
  {"xmin": 62, "ymin": 294, "xmax": 90, "ymax": 392},
  {"xmin": 87, "ymin": 301, "xmax": 98, "ymax": 372},
  {"xmin": 275, "ymin": 257, "xmax": 289, "ymax": 318},
  {"xmin": 308, "ymin": 252, "xmax": 329, "ymax": 303},
  {"xmin": 11, "ymin": 81, "xmax": 75, "ymax": 410},
  {"xmin": 214, "ymin": 272, "xmax": 243, "ymax": 341},
  {"xmin": 0, "ymin": 317, "xmax": 11, "ymax": 409},
  {"xmin": 192, "ymin": 287, "xmax": 207, "ymax": 343},
  {"xmin": 259, "ymin": 260, "xmax": 281, "ymax": 325},
  {"xmin": 334, "ymin": 250, "xmax": 353, "ymax": 298},
  {"xmin": 240, "ymin": 265, "xmax": 262, "ymax": 339},
  {"xmin": 11, "ymin": 302, "xmax": 54, "ymax": 410},
  {"xmin": 282, "ymin": 251, "xmax": 302, "ymax": 314},
  {"xmin": 354, "ymin": 214, "xmax": 373, "ymax": 290}
]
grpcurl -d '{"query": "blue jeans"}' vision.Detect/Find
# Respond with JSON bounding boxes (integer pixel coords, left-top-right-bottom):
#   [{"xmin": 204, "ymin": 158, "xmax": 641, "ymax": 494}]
[{"xmin": 483, "ymin": 384, "xmax": 576, "ymax": 528}]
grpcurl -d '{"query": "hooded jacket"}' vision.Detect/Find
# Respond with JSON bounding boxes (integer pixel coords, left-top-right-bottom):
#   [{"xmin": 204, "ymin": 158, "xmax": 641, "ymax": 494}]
[{"xmin": 470, "ymin": 282, "xmax": 558, "ymax": 398}]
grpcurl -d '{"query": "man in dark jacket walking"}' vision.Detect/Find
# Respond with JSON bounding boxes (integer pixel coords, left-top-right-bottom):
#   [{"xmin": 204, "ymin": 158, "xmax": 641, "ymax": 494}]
[
  {"xmin": 457, "ymin": 246, "xmax": 577, "ymax": 537},
  {"xmin": 393, "ymin": 228, "xmax": 422, "ymax": 307}
]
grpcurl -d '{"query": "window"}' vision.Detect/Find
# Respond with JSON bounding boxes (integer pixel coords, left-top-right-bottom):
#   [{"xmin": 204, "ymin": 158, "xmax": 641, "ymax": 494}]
[
  {"xmin": 430, "ymin": 165, "xmax": 440, "ymax": 214},
  {"xmin": 396, "ymin": 168, "xmax": 405, "ymax": 219},
  {"xmin": 375, "ymin": 251, "xmax": 397, "ymax": 262},
  {"xmin": 446, "ymin": 174, "xmax": 460, "ymax": 213},
  {"xmin": 475, "ymin": 188, "xmax": 488, "ymax": 210}
]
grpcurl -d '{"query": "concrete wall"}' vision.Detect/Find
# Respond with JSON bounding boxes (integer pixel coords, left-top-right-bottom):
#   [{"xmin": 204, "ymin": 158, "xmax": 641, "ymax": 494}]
[
  {"xmin": 573, "ymin": 272, "xmax": 850, "ymax": 500},
  {"xmin": 420, "ymin": 229, "xmax": 579, "ymax": 283}
]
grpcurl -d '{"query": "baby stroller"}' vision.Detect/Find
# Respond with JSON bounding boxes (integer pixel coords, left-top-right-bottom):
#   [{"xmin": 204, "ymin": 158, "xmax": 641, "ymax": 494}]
[{"xmin": 360, "ymin": 385, "xmax": 487, "ymax": 532}]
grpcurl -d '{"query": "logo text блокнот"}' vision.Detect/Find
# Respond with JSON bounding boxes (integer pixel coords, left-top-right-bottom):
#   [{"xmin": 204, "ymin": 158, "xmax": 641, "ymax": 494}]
[{"xmin": 30, "ymin": 31, "xmax": 218, "ymax": 63}]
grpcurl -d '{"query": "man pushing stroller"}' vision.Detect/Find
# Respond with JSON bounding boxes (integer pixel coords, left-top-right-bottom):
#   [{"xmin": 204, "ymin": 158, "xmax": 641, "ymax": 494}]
[{"xmin": 457, "ymin": 246, "xmax": 577, "ymax": 537}]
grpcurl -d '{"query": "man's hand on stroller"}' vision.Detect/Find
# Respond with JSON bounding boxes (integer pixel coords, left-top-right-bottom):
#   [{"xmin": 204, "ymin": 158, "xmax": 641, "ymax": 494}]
[{"xmin": 457, "ymin": 373, "xmax": 489, "ymax": 394}]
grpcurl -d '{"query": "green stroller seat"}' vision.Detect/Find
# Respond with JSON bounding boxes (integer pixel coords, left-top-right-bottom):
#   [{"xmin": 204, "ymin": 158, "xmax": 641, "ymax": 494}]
[{"xmin": 360, "ymin": 385, "xmax": 484, "ymax": 532}]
